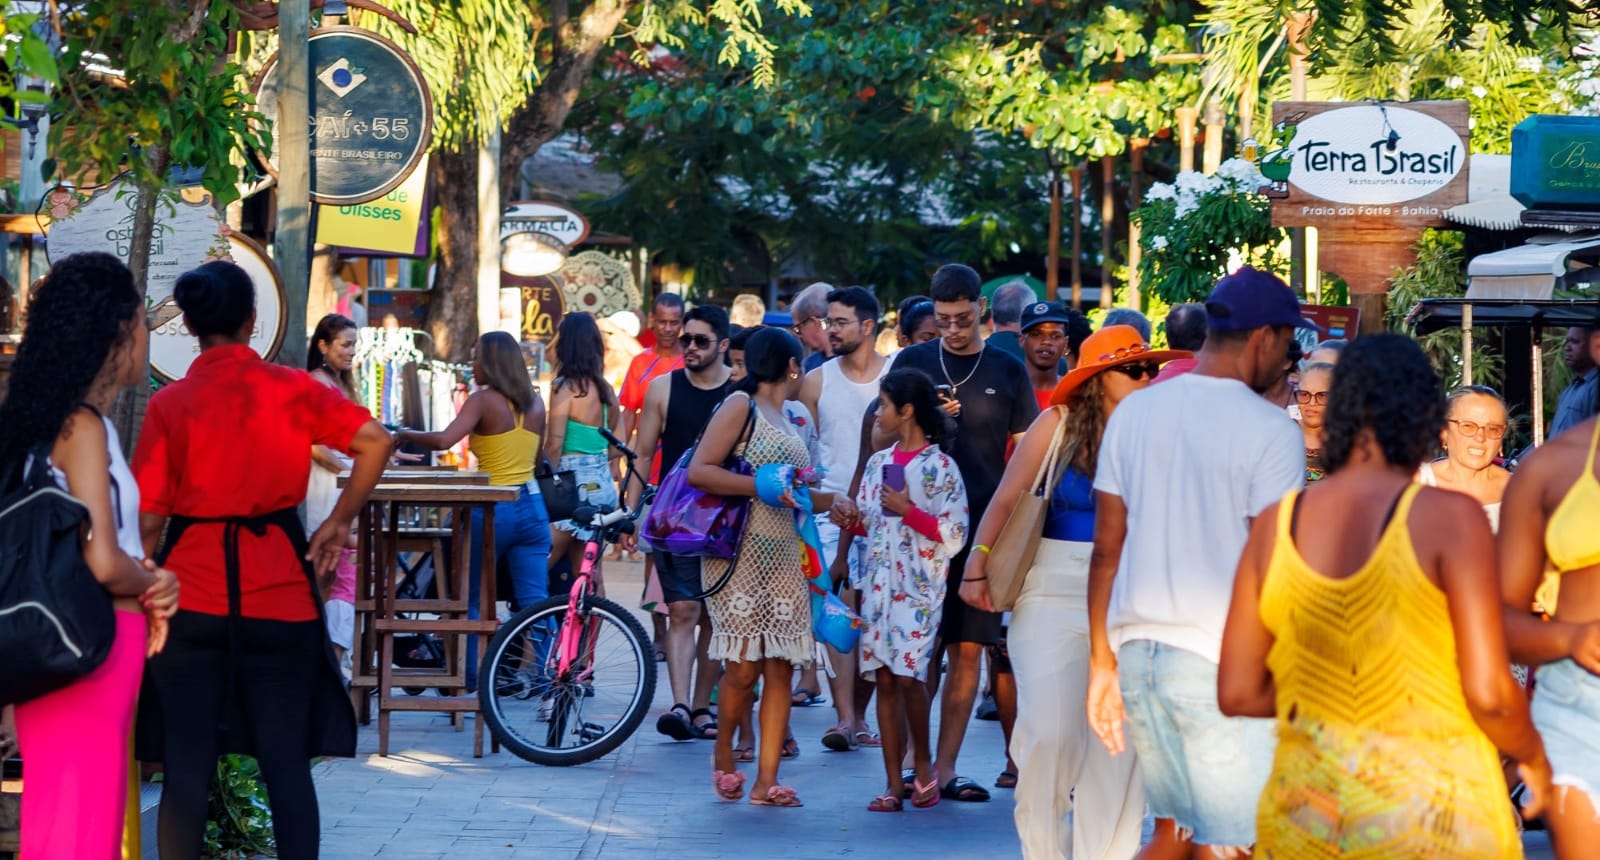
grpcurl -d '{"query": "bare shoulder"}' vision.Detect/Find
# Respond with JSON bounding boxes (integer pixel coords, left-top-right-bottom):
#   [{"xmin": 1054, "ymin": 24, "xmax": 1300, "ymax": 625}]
[{"xmin": 645, "ymin": 371, "xmax": 672, "ymax": 402}]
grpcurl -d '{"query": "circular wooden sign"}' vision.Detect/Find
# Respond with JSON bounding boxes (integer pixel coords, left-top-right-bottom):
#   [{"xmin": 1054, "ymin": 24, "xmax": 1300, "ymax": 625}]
[
  {"xmin": 254, "ymin": 27, "xmax": 434, "ymax": 205},
  {"xmin": 144, "ymin": 234, "xmax": 288, "ymax": 380}
]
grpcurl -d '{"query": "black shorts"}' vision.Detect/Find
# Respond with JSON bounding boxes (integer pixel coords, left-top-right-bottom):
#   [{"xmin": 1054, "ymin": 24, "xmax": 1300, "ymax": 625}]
[
  {"xmin": 655, "ymin": 550, "xmax": 704, "ymax": 605},
  {"xmin": 938, "ymin": 550, "xmax": 1003, "ymax": 645}
]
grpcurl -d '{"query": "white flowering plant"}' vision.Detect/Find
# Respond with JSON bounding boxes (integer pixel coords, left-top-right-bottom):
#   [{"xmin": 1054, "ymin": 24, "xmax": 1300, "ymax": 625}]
[{"xmin": 1133, "ymin": 158, "xmax": 1285, "ymax": 304}]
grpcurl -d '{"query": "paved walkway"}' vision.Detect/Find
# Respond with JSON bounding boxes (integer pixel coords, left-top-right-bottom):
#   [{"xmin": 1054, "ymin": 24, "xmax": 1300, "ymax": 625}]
[{"xmin": 150, "ymin": 557, "xmax": 1556, "ymax": 859}]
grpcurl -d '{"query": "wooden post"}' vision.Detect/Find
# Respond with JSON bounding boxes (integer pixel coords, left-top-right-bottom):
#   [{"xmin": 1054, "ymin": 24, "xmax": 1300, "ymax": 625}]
[
  {"xmin": 1127, "ymin": 139, "xmax": 1147, "ymax": 312},
  {"xmin": 1203, "ymin": 98, "xmax": 1225, "ymax": 175},
  {"xmin": 1069, "ymin": 166, "xmax": 1084, "ymax": 309},
  {"xmin": 1100, "ymin": 156, "xmax": 1115, "ymax": 309},
  {"xmin": 1176, "ymin": 107, "xmax": 1198, "ymax": 174},
  {"xmin": 1287, "ymin": 12, "xmax": 1313, "ymax": 296},
  {"xmin": 1533, "ymin": 331, "xmax": 1545, "ymax": 447},
  {"xmin": 1047, "ymin": 163, "xmax": 1062, "ymax": 302},
  {"xmin": 477, "ymin": 115, "xmax": 503, "ymax": 338},
  {"xmin": 276, "ymin": 0, "xmax": 311, "ymax": 367},
  {"xmin": 1461, "ymin": 304, "xmax": 1473, "ymax": 386}
]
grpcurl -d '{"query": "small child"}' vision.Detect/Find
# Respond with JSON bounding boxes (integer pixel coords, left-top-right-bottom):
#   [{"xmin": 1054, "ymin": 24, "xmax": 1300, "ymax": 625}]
[{"xmin": 853, "ymin": 368, "xmax": 968, "ymax": 812}]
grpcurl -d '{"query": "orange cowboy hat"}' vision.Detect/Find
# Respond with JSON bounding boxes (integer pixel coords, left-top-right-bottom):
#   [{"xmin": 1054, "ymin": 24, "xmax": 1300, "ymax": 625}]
[{"xmin": 1049, "ymin": 324, "xmax": 1191, "ymax": 406}]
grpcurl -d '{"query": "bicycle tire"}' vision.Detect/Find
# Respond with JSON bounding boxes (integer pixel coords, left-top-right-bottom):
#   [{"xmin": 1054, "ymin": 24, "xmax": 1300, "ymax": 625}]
[{"xmin": 478, "ymin": 593, "xmax": 656, "ymax": 766}]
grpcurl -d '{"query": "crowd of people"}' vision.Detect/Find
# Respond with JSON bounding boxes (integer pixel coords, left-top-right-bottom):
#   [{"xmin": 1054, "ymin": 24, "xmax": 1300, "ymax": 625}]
[{"xmin": 9, "ymin": 251, "xmax": 1600, "ymax": 858}]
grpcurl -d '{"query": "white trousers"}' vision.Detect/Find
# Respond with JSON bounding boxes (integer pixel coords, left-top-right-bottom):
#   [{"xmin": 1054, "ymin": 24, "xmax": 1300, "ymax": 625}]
[{"xmin": 1009, "ymin": 539, "xmax": 1145, "ymax": 860}]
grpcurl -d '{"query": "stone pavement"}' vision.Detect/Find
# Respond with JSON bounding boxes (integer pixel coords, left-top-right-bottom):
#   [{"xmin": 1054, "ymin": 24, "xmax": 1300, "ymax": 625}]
[
  {"xmin": 138, "ymin": 556, "xmax": 1557, "ymax": 858},
  {"xmin": 315, "ymin": 556, "xmax": 1022, "ymax": 860}
]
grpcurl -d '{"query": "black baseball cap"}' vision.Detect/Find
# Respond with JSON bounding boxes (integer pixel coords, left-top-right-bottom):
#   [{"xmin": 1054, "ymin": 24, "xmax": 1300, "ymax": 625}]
[
  {"xmin": 1204, "ymin": 267, "xmax": 1320, "ymax": 333},
  {"xmin": 1021, "ymin": 300, "xmax": 1073, "ymax": 332}
]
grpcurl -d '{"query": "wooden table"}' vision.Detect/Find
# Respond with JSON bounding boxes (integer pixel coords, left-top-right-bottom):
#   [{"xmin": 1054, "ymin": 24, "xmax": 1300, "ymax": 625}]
[{"xmin": 349, "ymin": 481, "xmax": 519, "ymax": 758}]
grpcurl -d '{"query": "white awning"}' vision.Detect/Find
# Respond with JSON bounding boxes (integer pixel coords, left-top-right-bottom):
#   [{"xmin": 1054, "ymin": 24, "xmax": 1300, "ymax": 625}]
[
  {"xmin": 1443, "ymin": 155, "xmax": 1525, "ymax": 231},
  {"xmin": 1466, "ymin": 234, "xmax": 1600, "ymax": 300}
]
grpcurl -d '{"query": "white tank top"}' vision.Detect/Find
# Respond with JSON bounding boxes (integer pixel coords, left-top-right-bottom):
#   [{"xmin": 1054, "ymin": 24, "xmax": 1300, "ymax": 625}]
[
  {"xmin": 46, "ymin": 416, "xmax": 145, "ymax": 560},
  {"xmin": 817, "ymin": 358, "xmax": 887, "ymax": 495}
]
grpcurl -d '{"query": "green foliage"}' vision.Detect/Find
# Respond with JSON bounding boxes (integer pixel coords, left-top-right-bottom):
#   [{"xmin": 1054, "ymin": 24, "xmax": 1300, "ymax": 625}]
[
  {"xmin": 51, "ymin": 2, "xmax": 269, "ymax": 206},
  {"xmin": 362, "ymin": 1, "xmax": 542, "ymax": 151},
  {"xmin": 634, "ymin": 0, "xmax": 815, "ymax": 90},
  {"xmin": 204, "ymin": 755, "xmax": 276, "ymax": 858},
  {"xmin": 0, "ymin": 11, "xmax": 59, "ymax": 104},
  {"xmin": 1132, "ymin": 159, "xmax": 1286, "ymax": 305},
  {"xmin": 1386, "ymin": 229, "xmax": 1504, "ymax": 390}
]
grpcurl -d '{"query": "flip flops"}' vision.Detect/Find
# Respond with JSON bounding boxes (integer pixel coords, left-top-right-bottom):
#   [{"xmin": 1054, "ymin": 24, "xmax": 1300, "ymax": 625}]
[
  {"xmin": 854, "ymin": 730, "xmax": 882, "ymax": 748},
  {"xmin": 995, "ymin": 769, "xmax": 1019, "ymax": 789},
  {"xmin": 749, "ymin": 785, "xmax": 804, "ymax": 807},
  {"xmin": 821, "ymin": 726, "xmax": 856, "ymax": 752},
  {"xmin": 940, "ymin": 777, "xmax": 991, "ymax": 802},
  {"xmin": 790, "ymin": 687, "xmax": 826, "ymax": 707},
  {"xmin": 780, "ymin": 735, "xmax": 801, "ymax": 759},
  {"xmin": 712, "ymin": 769, "xmax": 746, "ymax": 802},
  {"xmin": 868, "ymin": 794, "xmax": 904, "ymax": 812},
  {"xmin": 912, "ymin": 776, "xmax": 941, "ymax": 809}
]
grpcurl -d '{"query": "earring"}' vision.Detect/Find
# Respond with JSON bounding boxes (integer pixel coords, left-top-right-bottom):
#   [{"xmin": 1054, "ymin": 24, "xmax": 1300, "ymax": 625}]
[{"xmin": 789, "ymin": 371, "xmax": 799, "ymax": 380}]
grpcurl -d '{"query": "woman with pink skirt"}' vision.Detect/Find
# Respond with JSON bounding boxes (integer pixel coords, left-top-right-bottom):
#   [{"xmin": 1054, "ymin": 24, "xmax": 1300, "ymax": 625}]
[{"xmin": 0, "ymin": 253, "xmax": 180, "ymax": 858}]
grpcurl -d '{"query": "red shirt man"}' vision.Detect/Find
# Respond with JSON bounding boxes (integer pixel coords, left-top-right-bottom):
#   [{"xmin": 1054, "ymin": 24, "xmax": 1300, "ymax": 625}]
[
  {"xmin": 133, "ymin": 344, "xmax": 373, "ymax": 620},
  {"xmin": 620, "ymin": 294, "xmax": 685, "ymax": 480}
]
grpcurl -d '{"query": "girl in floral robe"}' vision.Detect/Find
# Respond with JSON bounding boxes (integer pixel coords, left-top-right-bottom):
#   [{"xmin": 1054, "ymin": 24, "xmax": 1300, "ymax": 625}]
[{"xmin": 853, "ymin": 368, "xmax": 968, "ymax": 811}]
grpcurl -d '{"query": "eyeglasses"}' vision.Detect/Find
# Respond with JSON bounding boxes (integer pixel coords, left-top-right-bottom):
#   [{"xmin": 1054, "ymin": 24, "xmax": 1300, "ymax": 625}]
[
  {"xmin": 791, "ymin": 317, "xmax": 823, "ymax": 335},
  {"xmin": 1449, "ymin": 418, "xmax": 1508, "ymax": 439},
  {"xmin": 678, "ymin": 333, "xmax": 716, "ymax": 350},
  {"xmin": 933, "ymin": 312, "xmax": 977, "ymax": 330},
  {"xmin": 1294, "ymin": 390, "xmax": 1329, "ymax": 406},
  {"xmin": 1108, "ymin": 362, "xmax": 1161, "ymax": 381},
  {"xmin": 821, "ymin": 317, "xmax": 862, "ymax": 331}
]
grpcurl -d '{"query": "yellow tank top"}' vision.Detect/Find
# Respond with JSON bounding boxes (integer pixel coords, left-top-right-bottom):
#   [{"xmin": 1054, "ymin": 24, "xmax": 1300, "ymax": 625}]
[
  {"xmin": 1546, "ymin": 418, "xmax": 1600, "ymax": 574},
  {"xmin": 469, "ymin": 412, "xmax": 541, "ymax": 487},
  {"xmin": 1256, "ymin": 484, "xmax": 1519, "ymax": 857}
]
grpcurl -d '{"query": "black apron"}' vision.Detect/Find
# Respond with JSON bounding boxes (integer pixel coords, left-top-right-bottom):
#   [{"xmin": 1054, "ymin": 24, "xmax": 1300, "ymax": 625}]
[{"xmin": 135, "ymin": 507, "xmax": 357, "ymax": 761}]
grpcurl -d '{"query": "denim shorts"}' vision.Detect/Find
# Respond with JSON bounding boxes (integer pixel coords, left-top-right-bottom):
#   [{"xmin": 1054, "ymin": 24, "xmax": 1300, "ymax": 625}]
[
  {"xmin": 1118, "ymin": 639, "xmax": 1276, "ymax": 847},
  {"xmin": 1532, "ymin": 659, "xmax": 1600, "ymax": 805},
  {"xmin": 552, "ymin": 453, "xmax": 619, "ymax": 540}
]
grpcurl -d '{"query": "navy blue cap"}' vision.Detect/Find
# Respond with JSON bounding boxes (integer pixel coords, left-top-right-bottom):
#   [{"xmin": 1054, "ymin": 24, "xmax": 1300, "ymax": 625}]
[
  {"xmin": 1020, "ymin": 300, "xmax": 1072, "ymax": 331},
  {"xmin": 1204, "ymin": 267, "xmax": 1319, "ymax": 332}
]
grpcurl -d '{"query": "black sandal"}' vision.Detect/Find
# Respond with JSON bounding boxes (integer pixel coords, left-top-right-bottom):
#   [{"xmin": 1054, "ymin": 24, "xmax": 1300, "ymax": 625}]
[
  {"xmin": 780, "ymin": 735, "xmax": 801, "ymax": 759},
  {"xmin": 690, "ymin": 707, "xmax": 719, "ymax": 740},
  {"xmin": 655, "ymin": 703, "xmax": 696, "ymax": 741},
  {"xmin": 940, "ymin": 776, "xmax": 991, "ymax": 802}
]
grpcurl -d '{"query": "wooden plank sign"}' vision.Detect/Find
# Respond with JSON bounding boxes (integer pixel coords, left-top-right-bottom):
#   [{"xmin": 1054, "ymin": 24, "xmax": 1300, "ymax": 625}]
[
  {"xmin": 1265, "ymin": 101, "xmax": 1470, "ymax": 231},
  {"xmin": 254, "ymin": 27, "xmax": 434, "ymax": 206}
]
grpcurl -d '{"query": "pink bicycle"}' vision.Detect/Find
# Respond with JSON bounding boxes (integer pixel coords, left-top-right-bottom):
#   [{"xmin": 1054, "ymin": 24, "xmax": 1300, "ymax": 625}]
[{"xmin": 478, "ymin": 432, "xmax": 657, "ymax": 766}]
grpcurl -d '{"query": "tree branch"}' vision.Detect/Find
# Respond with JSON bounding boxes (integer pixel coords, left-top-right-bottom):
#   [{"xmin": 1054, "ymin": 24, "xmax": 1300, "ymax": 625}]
[{"xmin": 499, "ymin": 0, "xmax": 633, "ymax": 198}]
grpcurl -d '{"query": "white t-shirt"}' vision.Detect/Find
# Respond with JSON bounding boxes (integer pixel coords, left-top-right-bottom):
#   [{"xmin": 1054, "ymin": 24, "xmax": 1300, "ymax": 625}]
[
  {"xmin": 1093, "ymin": 372, "xmax": 1305, "ymax": 664},
  {"xmin": 816, "ymin": 358, "xmax": 887, "ymax": 495}
]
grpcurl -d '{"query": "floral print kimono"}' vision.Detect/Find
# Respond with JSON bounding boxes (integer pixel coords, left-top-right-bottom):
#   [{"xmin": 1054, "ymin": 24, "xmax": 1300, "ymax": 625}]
[{"xmin": 855, "ymin": 443, "xmax": 968, "ymax": 680}]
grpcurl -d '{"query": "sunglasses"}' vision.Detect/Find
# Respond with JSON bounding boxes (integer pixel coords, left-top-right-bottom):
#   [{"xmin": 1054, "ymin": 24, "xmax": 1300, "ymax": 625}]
[
  {"xmin": 1108, "ymin": 362, "xmax": 1161, "ymax": 381},
  {"xmin": 678, "ymin": 333, "xmax": 716, "ymax": 350},
  {"xmin": 1294, "ymin": 390, "xmax": 1329, "ymax": 406},
  {"xmin": 1448, "ymin": 418, "xmax": 1507, "ymax": 440}
]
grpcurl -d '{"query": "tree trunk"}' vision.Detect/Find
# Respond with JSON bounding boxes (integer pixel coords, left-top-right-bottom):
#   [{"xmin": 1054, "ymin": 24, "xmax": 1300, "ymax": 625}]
[
  {"xmin": 426, "ymin": 149, "xmax": 479, "ymax": 361},
  {"xmin": 112, "ymin": 146, "xmax": 171, "ymax": 457}
]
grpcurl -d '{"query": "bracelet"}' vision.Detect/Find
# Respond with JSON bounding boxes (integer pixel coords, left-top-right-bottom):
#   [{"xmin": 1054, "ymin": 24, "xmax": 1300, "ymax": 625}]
[
  {"xmin": 963, "ymin": 576, "xmax": 987, "ymax": 582},
  {"xmin": 973, "ymin": 544, "xmax": 992, "ymax": 555}
]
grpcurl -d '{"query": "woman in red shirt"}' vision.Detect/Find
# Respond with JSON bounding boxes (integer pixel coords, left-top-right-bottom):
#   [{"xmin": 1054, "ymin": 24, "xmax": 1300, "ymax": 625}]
[{"xmin": 132, "ymin": 261, "xmax": 390, "ymax": 858}]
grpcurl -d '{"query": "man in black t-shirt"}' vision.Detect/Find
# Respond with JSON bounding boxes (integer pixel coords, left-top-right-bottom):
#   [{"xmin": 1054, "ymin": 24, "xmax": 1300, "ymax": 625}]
[
  {"xmin": 624, "ymin": 305, "xmax": 732, "ymax": 743},
  {"xmin": 889, "ymin": 263, "xmax": 1037, "ymax": 801}
]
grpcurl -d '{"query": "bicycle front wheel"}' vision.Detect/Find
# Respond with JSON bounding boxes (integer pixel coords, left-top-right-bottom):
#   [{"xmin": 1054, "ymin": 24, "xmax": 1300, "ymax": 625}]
[{"xmin": 478, "ymin": 593, "xmax": 656, "ymax": 766}]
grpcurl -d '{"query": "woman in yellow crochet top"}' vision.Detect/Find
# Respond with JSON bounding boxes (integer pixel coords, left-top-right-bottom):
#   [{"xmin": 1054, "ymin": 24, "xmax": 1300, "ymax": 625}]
[{"xmin": 1218, "ymin": 335, "xmax": 1549, "ymax": 858}]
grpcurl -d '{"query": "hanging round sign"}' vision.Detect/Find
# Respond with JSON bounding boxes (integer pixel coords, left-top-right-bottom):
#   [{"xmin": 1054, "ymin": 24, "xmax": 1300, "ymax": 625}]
[
  {"xmin": 44, "ymin": 182, "xmax": 286, "ymax": 379},
  {"xmin": 253, "ymin": 26, "xmax": 434, "ymax": 205}
]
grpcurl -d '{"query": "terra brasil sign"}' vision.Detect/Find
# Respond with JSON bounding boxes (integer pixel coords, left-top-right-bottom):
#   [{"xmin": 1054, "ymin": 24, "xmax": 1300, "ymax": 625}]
[
  {"xmin": 1263, "ymin": 101, "xmax": 1470, "ymax": 229},
  {"xmin": 254, "ymin": 27, "xmax": 434, "ymax": 205}
]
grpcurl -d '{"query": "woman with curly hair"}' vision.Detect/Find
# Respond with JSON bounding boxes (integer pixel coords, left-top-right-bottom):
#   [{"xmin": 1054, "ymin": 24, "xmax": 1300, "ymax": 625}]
[
  {"xmin": 960, "ymin": 324, "xmax": 1180, "ymax": 859},
  {"xmin": 0, "ymin": 252, "xmax": 181, "ymax": 859},
  {"xmin": 543, "ymin": 312, "xmax": 622, "ymax": 583},
  {"xmin": 1219, "ymin": 334, "xmax": 1545, "ymax": 856},
  {"xmin": 131, "ymin": 261, "xmax": 390, "ymax": 857}
]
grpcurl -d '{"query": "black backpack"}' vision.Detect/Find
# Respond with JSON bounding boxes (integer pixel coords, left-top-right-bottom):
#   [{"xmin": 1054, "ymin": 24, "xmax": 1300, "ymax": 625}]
[{"xmin": 0, "ymin": 448, "xmax": 115, "ymax": 706}]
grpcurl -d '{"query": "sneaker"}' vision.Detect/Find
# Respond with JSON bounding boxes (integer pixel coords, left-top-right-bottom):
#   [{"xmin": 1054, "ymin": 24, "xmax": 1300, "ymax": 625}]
[{"xmin": 974, "ymin": 693, "xmax": 999, "ymax": 721}]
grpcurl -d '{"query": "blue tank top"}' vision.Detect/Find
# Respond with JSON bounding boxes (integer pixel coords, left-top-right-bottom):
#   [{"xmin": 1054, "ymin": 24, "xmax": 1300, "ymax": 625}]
[{"xmin": 1042, "ymin": 465, "xmax": 1095, "ymax": 542}]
